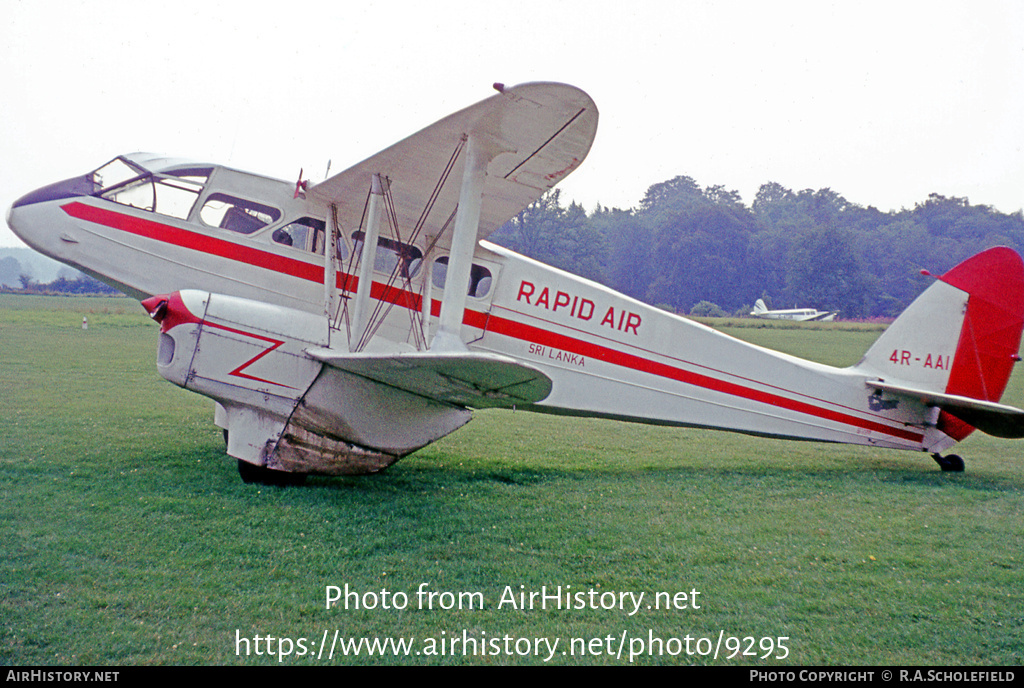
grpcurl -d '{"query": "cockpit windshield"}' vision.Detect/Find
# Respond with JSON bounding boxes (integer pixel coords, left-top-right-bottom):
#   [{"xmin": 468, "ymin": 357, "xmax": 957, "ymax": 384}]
[
  {"xmin": 89, "ymin": 157, "xmax": 148, "ymax": 193},
  {"xmin": 90, "ymin": 157, "xmax": 212, "ymax": 221}
]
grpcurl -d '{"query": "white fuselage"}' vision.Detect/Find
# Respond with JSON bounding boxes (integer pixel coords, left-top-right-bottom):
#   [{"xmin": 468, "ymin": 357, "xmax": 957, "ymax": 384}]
[{"xmin": 7, "ymin": 156, "xmax": 950, "ymax": 461}]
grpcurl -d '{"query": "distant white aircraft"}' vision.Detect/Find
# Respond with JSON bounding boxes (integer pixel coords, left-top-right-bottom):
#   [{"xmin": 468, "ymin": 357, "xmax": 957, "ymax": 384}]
[
  {"xmin": 751, "ymin": 299, "xmax": 836, "ymax": 322},
  {"xmin": 6, "ymin": 82, "xmax": 1024, "ymax": 483}
]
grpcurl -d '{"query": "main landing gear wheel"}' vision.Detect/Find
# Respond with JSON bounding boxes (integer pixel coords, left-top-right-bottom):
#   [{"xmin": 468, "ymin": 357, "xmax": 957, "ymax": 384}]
[
  {"xmin": 237, "ymin": 459, "xmax": 307, "ymax": 486},
  {"xmin": 932, "ymin": 453, "xmax": 965, "ymax": 472}
]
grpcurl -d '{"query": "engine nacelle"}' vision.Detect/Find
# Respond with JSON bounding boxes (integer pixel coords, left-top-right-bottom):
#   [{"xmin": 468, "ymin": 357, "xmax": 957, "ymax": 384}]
[{"xmin": 142, "ymin": 290, "xmax": 470, "ymax": 475}]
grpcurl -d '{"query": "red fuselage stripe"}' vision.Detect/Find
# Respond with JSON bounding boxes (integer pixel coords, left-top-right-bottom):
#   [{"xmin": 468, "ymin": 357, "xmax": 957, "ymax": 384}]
[
  {"xmin": 63, "ymin": 202, "xmax": 324, "ymax": 282},
  {"xmin": 481, "ymin": 312, "xmax": 923, "ymax": 442},
  {"xmin": 64, "ymin": 200, "xmax": 923, "ymax": 443}
]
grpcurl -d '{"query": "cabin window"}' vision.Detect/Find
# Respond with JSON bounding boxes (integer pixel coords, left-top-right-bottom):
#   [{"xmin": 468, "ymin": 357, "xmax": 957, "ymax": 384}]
[
  {"xmin": 272, "ymin": 217, "xmax": 349, "ymax": 259},
  {"xmin": 98, "ymin": 168, "xmax": 208, "ymax": 221},
  {"xmin": 351, "ymin": 231, "xmax": 422, "ymax": 278},
  {"xmin": 431, "ymin": 257, "xmax": 493, "ymax": 298},
  {"xmin": 273, "ymin": 217, "xmax": 318, "ymax": 250},
  {"xmin": 200, "ymin": 193, "xmax": 281, "ymax": 234}
]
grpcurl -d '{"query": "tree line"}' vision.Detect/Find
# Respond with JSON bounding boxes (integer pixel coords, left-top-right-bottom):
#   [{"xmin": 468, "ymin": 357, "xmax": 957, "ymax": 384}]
[
  {"xmin": 5, "ymin": 177, "xmax": 1020, "ymax": 310},
  {"xmin": 489, "ymin": 178, "xmax": 1024, "ymax": 318},
  {"xmin": 1, "ymin": 265, "xmax": 118, "ymax": 295}
]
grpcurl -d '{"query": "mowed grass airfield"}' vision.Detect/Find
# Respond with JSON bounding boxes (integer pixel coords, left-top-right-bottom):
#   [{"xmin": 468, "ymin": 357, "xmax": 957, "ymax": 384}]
[{"xmin": 1, "ymin": 294, "xmax": 1021, "ymax": 665}]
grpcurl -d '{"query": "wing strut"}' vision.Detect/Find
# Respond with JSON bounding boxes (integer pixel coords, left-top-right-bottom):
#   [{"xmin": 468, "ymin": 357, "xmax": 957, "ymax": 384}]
[
  {"xmin": 432, "ymin": 135, "xmax": 496, "ymax": 352},
  {"xmin": 324, "ymin": 203, "xmax": 340, "ymax": 347},
  {"xmin": 351, "ymin": 174, "xmax": 386, "ymax": 351}
]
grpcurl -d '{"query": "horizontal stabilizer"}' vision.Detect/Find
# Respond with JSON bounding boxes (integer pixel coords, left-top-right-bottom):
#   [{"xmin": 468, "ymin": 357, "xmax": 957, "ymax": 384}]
[
  {"xmin": 867, "ymin": 380, "xmax": 1024, "ymax": 439},
  {"xmin": 306, "ymin": 349, "xmax": 553, "ymax": 409}
]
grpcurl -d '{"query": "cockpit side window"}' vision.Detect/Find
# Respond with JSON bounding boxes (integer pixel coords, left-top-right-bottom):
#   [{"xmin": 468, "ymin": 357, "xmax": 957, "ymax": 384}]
[{"xmin": 200, "ymin": 193, "xmax": 281, "ymax": 234}]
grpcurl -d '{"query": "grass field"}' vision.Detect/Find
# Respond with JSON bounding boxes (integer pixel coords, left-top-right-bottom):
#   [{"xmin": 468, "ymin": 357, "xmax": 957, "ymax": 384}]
[{"xmin": 1, "ymin": 294, "xmax": 1021, "ymax": 665}]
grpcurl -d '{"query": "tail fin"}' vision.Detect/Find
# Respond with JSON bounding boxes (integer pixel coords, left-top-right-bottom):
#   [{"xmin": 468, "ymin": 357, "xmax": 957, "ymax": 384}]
[
  {"xmin": 752, "ymin": 299, "xmax": 768, "ymax": 315},
  {"xmin": 856, "ymin": 247, "xmax": 1024, "ymax": 439}
]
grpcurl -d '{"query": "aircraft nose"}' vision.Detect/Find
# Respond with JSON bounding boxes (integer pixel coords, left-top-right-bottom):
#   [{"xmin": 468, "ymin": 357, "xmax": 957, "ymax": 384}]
[
  {"xmin": 6, "ymin": 200, "xmax": 30, "ymax": 244},
  {"xmin": 7, "ymin": 175, "xmax": 94, "ymax": 261},
  {"xmin": 10, "ymin": 174, "xmax": 93, "ymax": 210},
  {"xmin": 7, "ymin": 174, "xmax": 94, "ymax": 249}
]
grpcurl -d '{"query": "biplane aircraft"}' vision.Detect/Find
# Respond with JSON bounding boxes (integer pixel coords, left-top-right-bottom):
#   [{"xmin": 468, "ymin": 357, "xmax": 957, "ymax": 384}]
[{"xmin": 7, "ymin": 82, "xmax": 1024, "ymax": 484}]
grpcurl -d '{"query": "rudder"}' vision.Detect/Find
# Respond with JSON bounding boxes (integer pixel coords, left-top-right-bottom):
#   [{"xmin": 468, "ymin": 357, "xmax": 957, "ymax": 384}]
[
  {"xmin": 856, "ymin": 247, "xmax": 1024, "ymax": 440},
  {"xmin": 937, "ymin": 247, "xmax": 1024, "ymax": 438}
]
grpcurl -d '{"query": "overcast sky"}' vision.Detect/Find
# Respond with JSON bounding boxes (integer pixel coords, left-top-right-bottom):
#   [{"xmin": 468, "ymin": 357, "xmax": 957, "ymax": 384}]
[{"xmin": 3, "ymin": 0, "xmax": 1023, "ymax": 248}]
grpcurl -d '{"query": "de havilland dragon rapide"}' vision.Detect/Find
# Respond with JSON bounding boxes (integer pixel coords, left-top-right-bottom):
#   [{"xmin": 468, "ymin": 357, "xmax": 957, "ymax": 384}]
[{"xmin": 7, "ymin": 82, "xmax": 1024, "ymax": 484}]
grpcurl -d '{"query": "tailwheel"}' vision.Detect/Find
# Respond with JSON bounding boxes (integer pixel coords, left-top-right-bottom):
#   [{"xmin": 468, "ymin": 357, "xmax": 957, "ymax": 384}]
[
  {"xmin": 932, "ymin": 453, "xmax": 965, "ymax": 472},
  {"xmin": 237, "ymin": 459, "xmax": 307, "ymax": 486}
]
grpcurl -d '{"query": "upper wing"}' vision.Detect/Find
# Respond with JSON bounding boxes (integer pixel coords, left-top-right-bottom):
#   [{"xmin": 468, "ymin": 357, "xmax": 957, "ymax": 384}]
[
  {"xmin": 307, "ymin": 82, "xmax": 598, "ymax": 250},
  {"xmin": 306, "ymin": 349, "xmax": 553, "ymax": 409},
  {"xmin": 867, "ymin": 380, "xmax": 1024, "ymax": 439}
]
